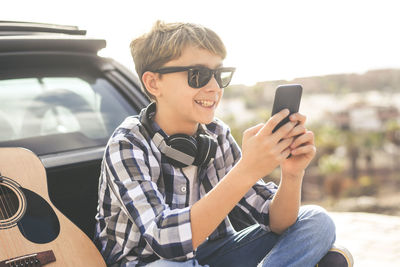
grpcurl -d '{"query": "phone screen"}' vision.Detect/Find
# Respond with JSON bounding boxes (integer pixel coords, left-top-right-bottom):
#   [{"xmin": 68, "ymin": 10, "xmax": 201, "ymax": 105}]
[{"xmin": 271, "ymin": 84, "xmax": 303, "ymax": 133}]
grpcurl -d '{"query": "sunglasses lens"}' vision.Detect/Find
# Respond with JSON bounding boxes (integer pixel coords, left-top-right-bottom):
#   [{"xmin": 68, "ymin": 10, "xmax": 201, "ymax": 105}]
[
  {"xmin": 187, "ymin": 67, "xmax": 235, "ymax": 88},
  {"xmin": 218, "ymin": 70, "xmax": 234, "ymax": 88},
  {"xmin": 188, "ymin": 68, "xmax": 212, "ymax": 88}
]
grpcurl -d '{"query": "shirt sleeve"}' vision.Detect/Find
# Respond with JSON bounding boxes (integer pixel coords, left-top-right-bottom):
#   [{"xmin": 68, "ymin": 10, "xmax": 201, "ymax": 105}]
[
  {"xmin": 236, "ymin": 180, "xmax": 278, "ymax": 231},
  {"xmin": 222, "ymin": 124, "xmax": 278, "ymax": 231},
  {"xmin": 105, "ymin": 138, "xmax": 194, "ymax": 260}
]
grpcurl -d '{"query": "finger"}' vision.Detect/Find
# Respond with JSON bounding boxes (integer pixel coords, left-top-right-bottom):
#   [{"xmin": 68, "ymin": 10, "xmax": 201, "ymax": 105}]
[
  {"xmin": 285, "ymin": 124, "xmax": 306, "ymax": 138},
  {"xmin": 290, "ymin": 132, "xmax": 314, "ymax": 151},
  {"xmin": 272, "ymin": 121, "xmax": 297, "ymax": 142},
  {"xmin": 289, "ymin": 113, "xmax": 307, "ymax": 126},
  {"xmin": 244, "ymin": 123, "xmax": 264, "ymax": 138},
  {"xmin": 280, "ymin": 147, "xmax": 292, "ymax": 160},
  {"xmin": 277, "ymin": 137, "xmax": 294, "ymax": 152},
  {"xmin": 290, "ymin": 131, "xmax": 314, "ymax": 149},
  {"xmin": 291, "ymin": 144, "xmax": 316, "ymax": 156},
  {"xmin": 258, "ymin": 109, "xmax": 290, "ymax": 136}
]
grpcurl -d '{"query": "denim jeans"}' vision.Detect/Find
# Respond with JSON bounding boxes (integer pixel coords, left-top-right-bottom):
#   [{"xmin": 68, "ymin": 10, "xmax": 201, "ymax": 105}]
[{"xmin": 146, "ymin": 205, "xmax": 336, "ymax": 267}]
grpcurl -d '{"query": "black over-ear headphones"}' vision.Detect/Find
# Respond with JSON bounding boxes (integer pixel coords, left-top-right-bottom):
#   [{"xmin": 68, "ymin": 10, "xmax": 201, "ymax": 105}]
[{"xmin": 139, "ymin": 102, "xmax": 218, "ymax": 168}]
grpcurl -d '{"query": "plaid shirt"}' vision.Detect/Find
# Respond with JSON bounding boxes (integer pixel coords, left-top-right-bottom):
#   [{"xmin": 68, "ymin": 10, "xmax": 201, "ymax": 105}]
[{"xmin": 94, "ymin": 111, "xmax": 278, "ymax": 266}]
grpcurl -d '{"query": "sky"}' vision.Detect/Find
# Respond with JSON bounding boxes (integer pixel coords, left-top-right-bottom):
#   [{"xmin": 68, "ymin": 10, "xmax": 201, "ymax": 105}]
[{"xmin": 3, "ymin": 0, "xmax": 400, "ymax": 86}]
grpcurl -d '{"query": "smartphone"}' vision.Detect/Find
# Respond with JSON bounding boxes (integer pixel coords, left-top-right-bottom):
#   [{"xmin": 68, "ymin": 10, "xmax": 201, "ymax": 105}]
[{"xmin": 271, "ymin": 84, "xmax": 303, "ymax": 133}]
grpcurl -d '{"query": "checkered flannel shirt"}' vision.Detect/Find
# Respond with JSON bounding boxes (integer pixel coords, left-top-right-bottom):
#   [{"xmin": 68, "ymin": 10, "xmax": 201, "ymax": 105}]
[{"xmin": 94, "ymin": 111, "xmax": 278, "ymax": 266}]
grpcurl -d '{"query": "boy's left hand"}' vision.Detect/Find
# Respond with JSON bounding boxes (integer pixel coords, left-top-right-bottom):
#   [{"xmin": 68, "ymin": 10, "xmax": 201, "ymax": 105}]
[{"xmin": 280, "ymin": 113, "xmax": 316, "ymax": 177}]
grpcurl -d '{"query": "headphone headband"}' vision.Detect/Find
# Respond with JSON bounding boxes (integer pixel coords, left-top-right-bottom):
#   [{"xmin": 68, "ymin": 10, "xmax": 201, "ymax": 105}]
[{"xmin": 152, "ymin": 132, "xmax": 195, "ymax": 166}]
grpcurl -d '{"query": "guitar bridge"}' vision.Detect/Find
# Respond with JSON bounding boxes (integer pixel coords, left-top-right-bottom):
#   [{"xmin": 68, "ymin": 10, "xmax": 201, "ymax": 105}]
[{"xmin": 0, "ymin": 250, "xmax": 55, "ymax": 267}]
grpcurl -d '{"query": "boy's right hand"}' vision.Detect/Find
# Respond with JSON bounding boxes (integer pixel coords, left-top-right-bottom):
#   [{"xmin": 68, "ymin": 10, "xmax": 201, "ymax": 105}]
[{"xmin": 239, "ymin": 109, "xmax": 296, "ymax": 182}]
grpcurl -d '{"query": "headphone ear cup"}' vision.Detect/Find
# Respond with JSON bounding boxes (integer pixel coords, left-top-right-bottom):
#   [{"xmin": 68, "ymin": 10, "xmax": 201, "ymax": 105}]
[
  {"xmin": 165, "ymin": 134, "xmax": 198, "ymax": 168},
  {"xmin": 194, "ymin": 134, "xmax": 217, "ymax": 167}
]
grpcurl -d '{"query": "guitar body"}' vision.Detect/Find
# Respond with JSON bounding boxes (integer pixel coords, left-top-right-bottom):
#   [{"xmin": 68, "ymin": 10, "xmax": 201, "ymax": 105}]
[{"xmin": 0, "ymin": 147, "xmax": 106, "ymax": 266}]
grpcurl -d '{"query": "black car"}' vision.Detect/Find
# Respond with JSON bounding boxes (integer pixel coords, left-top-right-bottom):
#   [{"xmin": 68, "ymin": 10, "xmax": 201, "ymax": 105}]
[{"xmin": 0, "ymin": 21, "xmax": 149, "ymax": 239}]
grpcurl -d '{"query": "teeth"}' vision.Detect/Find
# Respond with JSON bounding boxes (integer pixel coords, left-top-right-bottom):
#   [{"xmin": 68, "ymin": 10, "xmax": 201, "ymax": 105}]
[{"xmin": 195, "ymin": 100, "xmax": 214, "ymax": 107}]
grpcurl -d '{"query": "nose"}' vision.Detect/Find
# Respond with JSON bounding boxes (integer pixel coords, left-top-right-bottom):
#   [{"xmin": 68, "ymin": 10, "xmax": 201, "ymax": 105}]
[{"xmin": 204, "ymin": 74, "xmax": 221, "ymax": 91}]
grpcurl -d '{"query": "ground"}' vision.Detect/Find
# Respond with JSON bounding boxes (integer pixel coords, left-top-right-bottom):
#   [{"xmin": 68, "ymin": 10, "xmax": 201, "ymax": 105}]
[{"xmin": 330, "ymin": 211, "xmax": 400, "ymax": 266}]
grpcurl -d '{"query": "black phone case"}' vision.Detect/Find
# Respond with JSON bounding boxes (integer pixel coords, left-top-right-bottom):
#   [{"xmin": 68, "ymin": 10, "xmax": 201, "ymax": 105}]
[{"xmin": 271, "ymin": 84, "xmax": 303, "ymax": 133}]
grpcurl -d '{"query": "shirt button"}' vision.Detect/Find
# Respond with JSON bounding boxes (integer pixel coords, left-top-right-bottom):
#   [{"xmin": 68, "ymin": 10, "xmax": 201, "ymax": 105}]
[{"xmin": 181, "ymin": 186, "xmax": 187, "ymax": 193}]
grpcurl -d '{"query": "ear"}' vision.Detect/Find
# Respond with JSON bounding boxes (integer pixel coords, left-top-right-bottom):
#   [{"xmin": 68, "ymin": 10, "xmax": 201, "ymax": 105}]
[{"xmin": 142, "ymin": 71, "xmax": 162, "ymax": 97}]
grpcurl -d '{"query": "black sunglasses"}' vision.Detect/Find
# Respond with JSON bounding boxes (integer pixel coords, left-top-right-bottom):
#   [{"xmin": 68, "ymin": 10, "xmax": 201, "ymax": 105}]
[{"xmin": 152, "ymin": 66, "xmax": 236, "ymax": 88}]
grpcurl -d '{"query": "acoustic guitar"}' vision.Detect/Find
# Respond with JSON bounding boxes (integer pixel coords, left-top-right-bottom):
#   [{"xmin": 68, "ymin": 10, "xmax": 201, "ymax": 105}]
[{"xmin": 0, "ymin": 147, "xmax": 106, "ymax": 266}]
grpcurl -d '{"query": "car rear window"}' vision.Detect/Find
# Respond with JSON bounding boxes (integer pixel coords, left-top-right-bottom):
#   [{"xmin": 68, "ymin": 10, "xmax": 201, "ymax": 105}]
[{"xmin": 0, "ymin": 71, "xmax": 137, "ymax": 155}]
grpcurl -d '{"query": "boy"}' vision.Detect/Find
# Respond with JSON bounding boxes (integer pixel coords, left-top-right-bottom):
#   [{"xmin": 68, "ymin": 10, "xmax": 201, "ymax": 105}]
[{"xmin": 94, "ymin": 21, "xmax": 353, "ymax": 266}]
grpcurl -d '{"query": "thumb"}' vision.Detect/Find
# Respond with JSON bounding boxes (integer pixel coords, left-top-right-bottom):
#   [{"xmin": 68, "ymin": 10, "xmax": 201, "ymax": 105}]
[{"xmin": 243, "ymin": 123, "xmax": 264, "ymax": 139}]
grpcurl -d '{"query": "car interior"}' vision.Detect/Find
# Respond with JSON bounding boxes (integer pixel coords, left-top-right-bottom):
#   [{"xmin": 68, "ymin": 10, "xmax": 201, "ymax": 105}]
[
  {"xmin": 0, "ymin": 112, "xmax": 15, "ymax": 141},
  {"xmin": 0, "ymin": 67, "xmax": 139, "ymax": 239}
]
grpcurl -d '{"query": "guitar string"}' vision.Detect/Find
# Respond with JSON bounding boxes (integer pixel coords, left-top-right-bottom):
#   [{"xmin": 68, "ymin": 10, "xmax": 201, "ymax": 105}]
[
  {"xmin": 0, "ymin": 175, "xmax": 27, "ymax": 239},
  {"xmin": 0, "ymin": 176, "xmax": 25, "ymax": 266},
  {"xmin": 3, "ymin": 176, "xmax": 28, "ymax": 238},
  {"xmin": 0, "ymin": 172, "xmax": 7, "ymax": 226},
  {"xmin": 0, "ymin": 189, "xmax": 7, "ymax": 221},
  {"xmin": 0, "ymin": 177, "xmax": 11, "ymax": 222},
  {"xmin": 2, "ymin": 179, "xmax": 18, "ymax": 217}
]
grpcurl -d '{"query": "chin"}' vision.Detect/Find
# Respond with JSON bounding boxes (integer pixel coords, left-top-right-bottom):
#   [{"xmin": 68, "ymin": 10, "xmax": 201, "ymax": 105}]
[{"xmin": 198, "ymin": 116, "xmax": 215, "ymax": 125}]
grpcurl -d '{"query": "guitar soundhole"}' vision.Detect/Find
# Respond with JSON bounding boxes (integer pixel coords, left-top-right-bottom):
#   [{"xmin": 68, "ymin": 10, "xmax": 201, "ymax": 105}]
[
  {"xmin": 0, "ymin": 185, "xmax": 19, "ymax": 219},
  {"xmin": 0, "ymin": 177, "xmax": 26, "ymax": 229}
]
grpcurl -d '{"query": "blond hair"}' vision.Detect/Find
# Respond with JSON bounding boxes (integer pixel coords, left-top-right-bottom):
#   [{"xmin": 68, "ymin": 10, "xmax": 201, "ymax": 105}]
[{"xmin": 130, "ymin": 21, "xmax": 227, "ymax": 100}]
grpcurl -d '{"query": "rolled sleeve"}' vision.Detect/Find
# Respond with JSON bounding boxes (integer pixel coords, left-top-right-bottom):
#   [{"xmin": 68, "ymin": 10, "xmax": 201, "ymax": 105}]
[
  {"xmin": 106, "ymin": 139, "xmax": 194, "ymax": 260},
  {"xmin": 237, "ymin": 180, "xmax": 278, "ymax": 230}
]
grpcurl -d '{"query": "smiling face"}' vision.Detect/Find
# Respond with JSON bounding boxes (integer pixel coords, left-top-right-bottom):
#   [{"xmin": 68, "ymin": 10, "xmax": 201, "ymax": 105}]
[{"xmin": 152, "ymin": 45, "xmax": 224, "ymax": 136}]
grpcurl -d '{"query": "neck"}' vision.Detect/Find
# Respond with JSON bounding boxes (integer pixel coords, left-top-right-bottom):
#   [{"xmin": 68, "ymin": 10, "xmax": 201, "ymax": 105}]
[{"xmin": 154, "ymin": 105, "xmax": 199, "ymax": 136}]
